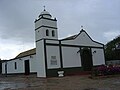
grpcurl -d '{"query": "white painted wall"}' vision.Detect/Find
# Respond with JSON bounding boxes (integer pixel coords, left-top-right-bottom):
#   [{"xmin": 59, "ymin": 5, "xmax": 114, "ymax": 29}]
[
  {"xmin": 36, "ymin": 40, "xmax": 46, "ymax": 77},
  {"xmin": 35, "ymin": 27, "xmax": 58, "ymax": 41},
  {"xmin": 62, "ymin": 47, "xmax": 81, "ymax": 68},
  {"xmin": 2, "ymin": 55, "xmax": 37, "ymax": 74},
  {"xmin": 7, "ymin": 59, "xmax": 24, "ymax": 74},
  {"xmin": 62, "ymin": 31, "xmax": 103, "ymax": 47},
  {"xmin": 35, "ymin": 19, "xmax": 43, "ymax": 29},
  {"xmin": 46, "ymin": 40, "xmax": 59, "ymax": 44},
  {"xmin": 46, "ymin": 46, "xmax": 60, "ymax": 69},
  {"xmin": 29, "ymin": 55, "xmax": 37, "ymax": 73},
  {"xmin": 92, "ymin": 48, "xmax": 105, "ymax": 65},
  {"xmin": 35, "ymin": 18, "xmax": 57, "ymax": 29},
  {"xmin": 35, "ymin": 18, "xmax": 58, "ymax": 40},
  {"xmin": 2, "ymin": 62, "xmax": 5, "ymax": 74}
]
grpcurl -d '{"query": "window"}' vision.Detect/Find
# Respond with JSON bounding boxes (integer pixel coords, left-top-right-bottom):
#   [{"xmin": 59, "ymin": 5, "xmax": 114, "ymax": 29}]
[
  {"xmin": 51, "ymin": 56, "xmax": 57, "ymax": 65},
  {"xmin": 46, "ymin": 29, "xmax": 49, "ymax": 36},
  {"xmin": 15, "ymin": 62, "xmax": 17, "ymax": 69},
  {"xmin": 52, "ymin": 30, "xmax": 55, "ymax": 37}
]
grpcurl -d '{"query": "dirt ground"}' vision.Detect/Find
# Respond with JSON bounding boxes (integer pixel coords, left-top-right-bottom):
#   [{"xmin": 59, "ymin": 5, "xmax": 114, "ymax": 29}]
[{"xmin": 0, "ymin": 74, "xmax": 120, "ymax": 90}]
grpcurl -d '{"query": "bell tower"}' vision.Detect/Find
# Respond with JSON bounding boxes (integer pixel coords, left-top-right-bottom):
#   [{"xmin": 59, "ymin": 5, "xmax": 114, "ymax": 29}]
[
  {"xmin": 35, "ymin": 8, "xmax": 58, "ymax": 41},
  {"xmin": 35, "ymin": 8, "xmax": 58, "ymax": 77}
]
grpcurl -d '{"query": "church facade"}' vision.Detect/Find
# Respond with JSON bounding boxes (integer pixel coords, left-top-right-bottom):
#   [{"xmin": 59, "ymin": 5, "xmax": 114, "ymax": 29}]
[{"xmin": 2, "ymin": 9, "xmax": 105, "ymax": 77}]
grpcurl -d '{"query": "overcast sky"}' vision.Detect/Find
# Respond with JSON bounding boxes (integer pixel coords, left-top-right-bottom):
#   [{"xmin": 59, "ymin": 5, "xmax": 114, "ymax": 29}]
[{"xmin": 0, "ymin": 0, "xmax": 120, "ymax": 59}]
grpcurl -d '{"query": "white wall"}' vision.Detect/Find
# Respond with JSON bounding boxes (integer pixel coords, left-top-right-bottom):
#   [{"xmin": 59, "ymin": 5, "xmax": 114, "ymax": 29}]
[
  {"xmin": 8, "ymin": 59, "xmax": 24, "ymax": 74},
  {"xmin": 35, "ymin": 18, "xmax": 58, "ymax": 40},
  {"xmin": 29, "ymin": 55, "xmax": 36, "ymax": 73},
  {"xmin": 46, "ymin": 46, "xmax": 60, "ymax": 69},
  {"xmin": 46, "ymin": 40, "xmax": 59, "ymax": 44},
  {"xmin": 36, "ymin": 40, "xmax": 46, "ymax": 77},
  {"xmin": 2, "ymin": 62, "xmax": 5, "ymax": 74},
  {"xmin": 2, "ymin": 54, "xmax": 36, "ymax": 74},
  {"xmin": 62, "ymin": 31, "xmax": 103, "ymax": 47},
  {"xmin": 62, "ymin": 47, "xmax": 81, "ymax": 68},
  {"xmin": 92, "ymin": 48, "xmax": 105, "ymax": 65},
  {"xmin": 35, "ymin": 18, "xmax": 57, "ymax": 29},
  {"xmin": 35, "ymin": 27, "xmax": 58, "ymax": 41}
]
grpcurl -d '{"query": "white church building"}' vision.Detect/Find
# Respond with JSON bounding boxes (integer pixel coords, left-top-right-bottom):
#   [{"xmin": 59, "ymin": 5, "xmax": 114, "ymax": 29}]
[{"xmin": 2, "ymin": 9, "xmax": 105, "ymax": 77}]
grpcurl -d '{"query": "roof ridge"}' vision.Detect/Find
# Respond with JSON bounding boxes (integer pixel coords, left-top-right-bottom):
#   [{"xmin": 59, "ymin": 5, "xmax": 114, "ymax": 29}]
[{"xmin": 15, "ymin": 48, "xmax": 36, "ymax": 59}]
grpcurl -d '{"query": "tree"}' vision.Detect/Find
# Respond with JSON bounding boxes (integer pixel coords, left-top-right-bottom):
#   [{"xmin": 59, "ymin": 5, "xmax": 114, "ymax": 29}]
[{"xmin": 105, "ymin": 35, "xmax": 120, "ymax": 61}]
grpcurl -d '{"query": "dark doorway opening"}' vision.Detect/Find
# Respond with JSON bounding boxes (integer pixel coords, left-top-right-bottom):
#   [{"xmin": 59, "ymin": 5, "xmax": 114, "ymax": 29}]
[
  {"xmin": 0, "ymin": 61, "xmax": 2, "ymax": 74},
  {"xmin": 24, "ymin": 60, "xmax": 30, "ymax": 75},
  {"xmin": 81, "ymin": 47, "xmax": 93, "ymax": 71}
]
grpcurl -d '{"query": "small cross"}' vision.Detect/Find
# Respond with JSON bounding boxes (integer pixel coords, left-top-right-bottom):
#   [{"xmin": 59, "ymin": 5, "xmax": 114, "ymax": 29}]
[
  {"xmin": 81, "ymin": 25, "xmax": 84, "ymax": 30},
  {"xmin": 81, "ymin": 25, "xmax": 83, "ymax": 28},
  {"xmin": 43, "ymin": 6, "xmax": 46, "ymax": 11}
]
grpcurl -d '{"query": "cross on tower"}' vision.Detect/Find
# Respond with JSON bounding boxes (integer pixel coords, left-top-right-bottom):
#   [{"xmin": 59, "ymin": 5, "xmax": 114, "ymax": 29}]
[{"xmin": 43, "ymin": 6, "xmax": 46, "ymax": 11}]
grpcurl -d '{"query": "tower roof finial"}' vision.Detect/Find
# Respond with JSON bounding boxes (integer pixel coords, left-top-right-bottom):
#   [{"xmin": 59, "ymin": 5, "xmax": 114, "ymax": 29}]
[
  {"xmin": 81, "ymin": 25, "xmax": 84, "ymax": 30},
  {"xmin": 80, "ymin": 25, "xmax": 85, "ymax": 32},
  {"xmin": 43, "ymin": 6, "xmax": 46, "ymax": 11}
]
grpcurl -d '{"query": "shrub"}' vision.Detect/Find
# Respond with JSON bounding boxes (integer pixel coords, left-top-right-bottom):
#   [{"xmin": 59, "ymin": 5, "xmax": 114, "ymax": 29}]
[{"xmin": 92, "ymin": 64, "xmax": 120, "ymax": 76}]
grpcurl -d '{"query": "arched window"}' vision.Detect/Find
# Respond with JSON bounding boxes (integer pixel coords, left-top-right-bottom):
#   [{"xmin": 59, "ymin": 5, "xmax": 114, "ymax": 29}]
[
  {"xmin": 52, "ymin": 30, "xmax": 55, "ymax": 37},
  {"xmin": 46, "ymin": 29, "xmax": 49, "ymax": 36}
]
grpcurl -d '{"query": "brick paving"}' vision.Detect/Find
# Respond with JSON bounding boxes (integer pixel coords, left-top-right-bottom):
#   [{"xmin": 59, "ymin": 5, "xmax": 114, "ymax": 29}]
[{"xmin": 0, "ymin": 74, "xmax": 120, "ymax": 90}]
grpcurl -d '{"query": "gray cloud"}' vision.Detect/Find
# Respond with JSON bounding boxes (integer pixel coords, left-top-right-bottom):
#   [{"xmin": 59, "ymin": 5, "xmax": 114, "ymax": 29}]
[
  {"xmin": 0, "ymin": 0, "xmax": 120, "ymax": 59},
  {"xmin": 0, "ymin": 0, "xmax": 120, "ymax": 42}
]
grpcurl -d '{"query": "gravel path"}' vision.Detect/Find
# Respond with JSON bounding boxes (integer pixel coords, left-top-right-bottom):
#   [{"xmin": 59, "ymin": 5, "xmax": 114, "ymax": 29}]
[{"xmin": 0, "ymin": 74, "xmax": 120, "ymax": 90}]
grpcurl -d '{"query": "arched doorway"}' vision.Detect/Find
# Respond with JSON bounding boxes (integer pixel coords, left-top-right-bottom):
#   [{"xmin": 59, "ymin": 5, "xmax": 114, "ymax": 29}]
[{"xmin": 81, "ymin": 47, "xmax": 93, "ymax": 71}]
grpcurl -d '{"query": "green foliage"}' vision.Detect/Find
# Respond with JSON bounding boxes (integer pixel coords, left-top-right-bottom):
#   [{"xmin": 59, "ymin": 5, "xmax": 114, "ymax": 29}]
[{"xmin": 105, "ymin": 35, "xmax": 120, "ymax": 61}]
